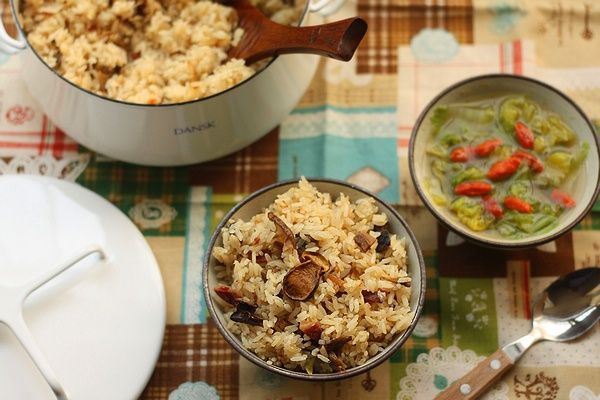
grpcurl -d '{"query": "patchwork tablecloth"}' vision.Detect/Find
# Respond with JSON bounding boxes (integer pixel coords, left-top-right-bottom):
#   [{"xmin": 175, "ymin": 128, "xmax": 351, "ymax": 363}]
[{"xmin": 1, "ymin": 0, "xmax": 600, "ymax": 399}]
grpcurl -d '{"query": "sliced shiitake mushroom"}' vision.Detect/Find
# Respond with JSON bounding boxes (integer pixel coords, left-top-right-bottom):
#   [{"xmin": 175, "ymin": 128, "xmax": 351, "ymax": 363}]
[
  {"xmin": 299, "ymin": 320, "xmax": 323, "ymax": 342},
  {"xmin": 354, "ymin": 232, "xmax": 376, "ymax": 252},
  {"xmin": 230, "ymin": 301, "xmax": 263, "ymax": 326},
  {"xmin": 295, "ymin": 236, "xmax": 308, "ymax": 253},
  {"xmin": 329, "ymin": 353, "xmax": 347, "ymax": 372},
  {"xmin": 282, "ymin": 260, "xmax": 322, "ymax": 301},
  {"xmin": 361, "ymin": 290, "xmax": 381, "ymax": 304},
  {"xmin": 376, "ymin": 230, "xmax": 391, "ymax": 252},
  {"xmin": 214, "ymin": 285, "xmax": 241, "ymax": 306},
  {"xmin": 325, "ymin": 273, "xmax": 345, "ymax": 293},
  {"xmin": 268, "ymin": 212, "xmax": 295, "ymax": 253},
  {"xmin": 325, "ymin": 336, "xmax": 352, "ymax": 353},
  {"xmin": 301, "ymin": 251, "xmax": 330, "ymax": 273}
]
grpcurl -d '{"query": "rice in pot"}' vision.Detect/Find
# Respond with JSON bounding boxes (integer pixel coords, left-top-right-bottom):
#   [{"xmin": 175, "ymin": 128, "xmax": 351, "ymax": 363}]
[
  {"xmin": 212, "ymin": 179, "xmax": 413, "ymax": 373},
  {"xmin": 20, "ymin": 0, "xmax": 304, "ymax": 104}
]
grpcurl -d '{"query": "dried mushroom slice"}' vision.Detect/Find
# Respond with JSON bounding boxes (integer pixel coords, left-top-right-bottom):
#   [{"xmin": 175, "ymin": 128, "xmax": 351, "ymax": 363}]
[
  {"xmin": 361, "ymin": 290, "xmax": 381, "ymax": 304},
  {"xmin": 325, "ymin": 336, "xmax": 352, "ymax": 353},
  {"xmin": 301, "ymin": 251, "xmax": 330, "ymax": 273},
  {"xmin": 283, "ymin": 260, "xmax": 322, "ymax": 301},
  {"xmin": 230, "ymin": 301, "xmax": 263, "ymax": 326},
  {"xmin": 376, "ymin": 230, "xmax": 391, "ymax": 252},
  {"xmin": 268, "ymin": 212, "xmax": 295, "ymax": 253},
  {"xmin": 214, "ymin": 285, "xmax": 241, "ymax": 306},
  {"xmin": 398, "ymin": 277, "xmax": 412, "ymax": 288},
  {"xmin": 354, "ymin": 232, "xmax": 376, "ymax": 252},
  {"xmin": 325, "ymin": 273, "xmax": 345, "ymax": 293},
  {"xmin": 299, "ymin": 320, "xmax": 323, "ymax": 342}
]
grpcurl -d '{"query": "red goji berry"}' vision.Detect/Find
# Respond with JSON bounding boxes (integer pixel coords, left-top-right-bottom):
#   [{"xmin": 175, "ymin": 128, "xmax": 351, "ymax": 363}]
[
  {"xmin": 454, "ymin": 181, "xmax": 493, "ymax": 196},
  {"xmin": 551, "ymin": 190, "xmax": 576, "ymax": 209},
  {"xmin": 474, "ymin": 139, "xmax": 502, "ymax": 158},
  {"xmin": 504, "ymin": 196, "xmax": 533, "ymax": 213},
  {"xmin": 515, "ymin": 121, "xmax": 534, "ymax": 149},
  {"xmin": 513, "ymin": 150, "xmax": 544, "ymax": 173},
  {"xmin": 486, "ymin": 157, "xmax": 521, "ymax": 181},
  {"xmin": 482, "ymin": 195, "xmax": 504, "ymax": 219},
  {"xmin": 450, "ymin": 147, "xmax": 469, "ymax": 162}
]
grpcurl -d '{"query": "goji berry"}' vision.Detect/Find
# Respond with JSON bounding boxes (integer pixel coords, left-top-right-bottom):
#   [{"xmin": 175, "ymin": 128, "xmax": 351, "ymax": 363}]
[
  {"xmin": 486, "ymin": 157, "xmax": 521, "ymax": 181},
  {"xmin": 504, "ymin": 196, "xmax": 533, "ymax": 213},
  {"xmin": 450, "ymin": 147, "xmax": 469, "ymax": 162},
  {"xmin": 482, "ymin": 195, "xmax": 504, "ymax": 219},
  {"xmin": 515, "ymin": 121, "xmax": 534, "ymax": 149},
  {"xmin": 551, "ymin": 190, "xmax": 576, "ymax": 208},
  {"xmin": 513, "ymin": 150, "xmax": 544, "ymax": 173},
  {"xmin": 454, "ymin": 181, "xmax": 493, "ymax": 196},
  {"xmin": 474, "ymin": 139, "xmax": 502, "ymax": 158}
]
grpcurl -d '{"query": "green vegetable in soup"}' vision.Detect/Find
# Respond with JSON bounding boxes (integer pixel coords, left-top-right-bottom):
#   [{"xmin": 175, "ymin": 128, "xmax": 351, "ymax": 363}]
[
  {"xmin": 451, "ymin": 167, "xmax": 485, "ymax": 186},
  {"xmin": 430, "ymin": 106, "xmax": 450, "ymax": 136},
  {"xmin": 424, "ymin": 178, "xmax": 448, "ymax": 206},
  {"xmin": 452, "ymin": 106, "xmax": 495, "ymax": 124},
  {"xmin": 450, "ymin": 197, "xmax": 494, "ymax": 231},
  {"xmin": 572, "ymin": 142, "xmax": 590, "ymax": 169},
  {"xmin": 440, "ymin": 133, "xmax": 463, "ymax": 146},
  {"xmin": 547, "ymin": 151, "xmax": 572, "ymax": 173},
  {"xmin": 545, "ymin": 115, "xmax": 576, "ymax": 145},
  {"xmin": 534, "ymin": 136, "xmax": 547, "ymax": 153},
  {"xmin": 508, "ymin": 180, "xmax": 530, "ymax": 197},
  {"xmin": 426, "ymin": 144, "xmax": 448, "ymax": 159},
  {"xmin": 499, "ymin": 96, "xmax": 538, "ymax": 132}
]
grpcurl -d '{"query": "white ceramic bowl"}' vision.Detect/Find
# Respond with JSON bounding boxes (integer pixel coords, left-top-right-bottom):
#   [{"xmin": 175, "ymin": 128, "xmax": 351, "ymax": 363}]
[
  {"xmin": 203, "ymin": 178, "xmax": 426, "ymax": 380},
  {"xmin": 409, "ymin": 74, "xmax": 600, "ymax": 249}
]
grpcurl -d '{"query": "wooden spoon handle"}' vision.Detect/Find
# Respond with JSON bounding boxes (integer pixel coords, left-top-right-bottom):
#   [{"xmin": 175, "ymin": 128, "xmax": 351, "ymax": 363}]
[
  {"xmin": 234, "ymin": 17, "xmax": 367, "ymax": 65},
  {"xmin": 435, "ymin": 349, "xmax": 514, "ymax": 400}
]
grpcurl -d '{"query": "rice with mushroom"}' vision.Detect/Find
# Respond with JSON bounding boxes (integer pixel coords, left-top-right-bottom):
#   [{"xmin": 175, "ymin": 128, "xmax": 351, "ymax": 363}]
[
  {"xmin": 212, "ymin": 179, "xmax": 413, "ymax": 373},
  {"xmin": 20, "ymin": 0, "xmax": 304, "ymax": 104}
]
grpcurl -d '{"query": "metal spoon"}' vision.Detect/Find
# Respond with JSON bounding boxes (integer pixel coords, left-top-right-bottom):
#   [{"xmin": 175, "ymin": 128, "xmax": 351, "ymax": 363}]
[{"xmin": 436, "ymin": 267, "xmax": 600, "ymax": 400}]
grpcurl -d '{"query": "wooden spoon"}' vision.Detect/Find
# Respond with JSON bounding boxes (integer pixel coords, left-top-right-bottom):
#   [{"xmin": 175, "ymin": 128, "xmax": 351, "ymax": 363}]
[{"xmin": 226, "ymin": 0, "xmax": 367, "ymax": 65}]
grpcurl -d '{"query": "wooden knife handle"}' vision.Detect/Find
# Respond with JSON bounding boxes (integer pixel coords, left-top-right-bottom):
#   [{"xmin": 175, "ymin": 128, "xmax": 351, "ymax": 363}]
[{"xmin": 435, "ymin": 349, "xmax": 514, "ymax": 400}]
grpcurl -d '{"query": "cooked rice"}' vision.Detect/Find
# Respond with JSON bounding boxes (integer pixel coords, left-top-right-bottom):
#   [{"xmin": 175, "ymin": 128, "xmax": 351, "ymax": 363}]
[
  {"xmin": 20, "ymin": 0, "xmax": 304, "ymax": 104},
  {"xmin": 212, "ymin": 178, "xmax": 413, "ymax": 373}
]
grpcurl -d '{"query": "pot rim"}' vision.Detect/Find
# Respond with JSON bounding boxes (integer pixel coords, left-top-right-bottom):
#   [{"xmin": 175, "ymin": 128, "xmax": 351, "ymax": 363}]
[
  {"xmin": 202, "ymin": 177, "xmax": 427, "ymax": 381},
  {"xmin": 408, "ymin": 73, "xmax": 600, "ymax": 250},
  {"xmin": 9, "ymin": 0, "xmax": 311, "ymax": 109}
]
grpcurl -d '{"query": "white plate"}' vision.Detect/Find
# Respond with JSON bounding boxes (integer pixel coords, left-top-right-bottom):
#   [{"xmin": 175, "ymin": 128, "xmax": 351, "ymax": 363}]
[{"xmin": 0, "ymin": 176, "xmax": 165, "ymax": 400}]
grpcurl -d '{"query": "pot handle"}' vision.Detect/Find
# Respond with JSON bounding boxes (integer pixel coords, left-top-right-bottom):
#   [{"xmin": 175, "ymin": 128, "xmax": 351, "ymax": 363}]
[
  {"xmin": 309, "ymin": 0, "xmax": 348, "ymax": 16},
  {"xmin": 0, "ymin": 4, "xmax": 26, "ymax": 54}
]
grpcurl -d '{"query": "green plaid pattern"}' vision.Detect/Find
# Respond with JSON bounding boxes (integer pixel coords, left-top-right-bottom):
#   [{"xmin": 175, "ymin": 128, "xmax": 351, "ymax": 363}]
[
  {"xmin": 77, "ymin": 156, "xmax": 190, "ymax": 236},
  {"xmin": 390, "ymin": 251, "xmax": 440, "ymax": 365}
]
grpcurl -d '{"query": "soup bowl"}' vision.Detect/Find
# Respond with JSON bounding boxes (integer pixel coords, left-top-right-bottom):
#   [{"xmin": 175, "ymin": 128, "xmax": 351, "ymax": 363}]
[{"xmin": 409, "ymin": 74, "xmax": 600, "ymax": 249}]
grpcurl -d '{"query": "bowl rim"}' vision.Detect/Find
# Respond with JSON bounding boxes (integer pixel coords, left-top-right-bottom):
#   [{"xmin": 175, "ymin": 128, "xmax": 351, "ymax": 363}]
[
  {"xmin": 408, "ymin": 73, "xmax": 600, "ymax": 249},
  {"xmin": 202, "ymin": 177, "xmax": 427, "ymax": 381}
]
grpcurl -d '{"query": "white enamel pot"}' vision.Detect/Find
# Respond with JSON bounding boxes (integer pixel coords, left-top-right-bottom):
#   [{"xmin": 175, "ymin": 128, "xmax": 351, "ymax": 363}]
[{"xmin": 0, "ymin": 0, "xmax": 325, "ymax": 166}]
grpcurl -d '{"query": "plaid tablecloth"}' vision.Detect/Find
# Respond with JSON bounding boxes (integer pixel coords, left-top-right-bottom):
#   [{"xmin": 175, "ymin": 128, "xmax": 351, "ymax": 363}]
[{"xmin": 1, "ymin": 1, "xmax": 600, "ymax": 399}]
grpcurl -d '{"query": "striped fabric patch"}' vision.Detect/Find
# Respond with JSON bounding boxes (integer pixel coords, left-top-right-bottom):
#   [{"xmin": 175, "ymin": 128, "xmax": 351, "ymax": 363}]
[{"xmin": 181, "ymin": 186, "xmax": 212, "ymax": 324}]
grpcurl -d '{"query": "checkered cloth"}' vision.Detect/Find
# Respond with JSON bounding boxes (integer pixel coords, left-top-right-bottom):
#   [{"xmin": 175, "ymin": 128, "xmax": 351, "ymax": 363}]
[
  {"xmin": 1, "ymin": 0, "xmax": 600, "ymax": 399},
  {"xmin": 357, "ymin": 0, "xmax": 473, "ymax": 74}
]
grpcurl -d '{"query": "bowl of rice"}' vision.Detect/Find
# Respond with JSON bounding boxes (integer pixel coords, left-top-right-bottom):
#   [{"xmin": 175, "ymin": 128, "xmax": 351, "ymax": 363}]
[{"xmin": 203, "ymin": 178, "xmax": 426, "ymax": 380}]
